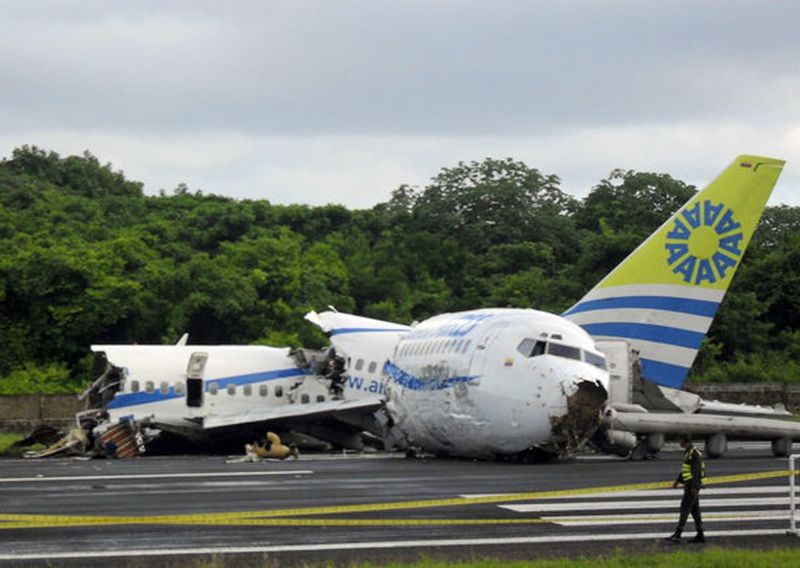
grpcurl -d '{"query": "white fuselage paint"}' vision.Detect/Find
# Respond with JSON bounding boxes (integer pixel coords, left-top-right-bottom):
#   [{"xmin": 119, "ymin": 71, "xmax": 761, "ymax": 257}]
[
  {"xmin": 96, "ymin": 308, "xmax": 608, "ymax": 458},
  {"xmin": 379, "ymin": 308, "xmax": 609, "ymax": 458},
  {"xmin": 93, "ymin": 344, "xmax": 382, "ymax": 437}
]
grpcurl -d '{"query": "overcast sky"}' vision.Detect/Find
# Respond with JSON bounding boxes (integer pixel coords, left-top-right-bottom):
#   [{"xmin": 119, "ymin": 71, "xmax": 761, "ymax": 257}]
[{"xmin": 1, "ymin": 1, "xmax": 798, "ymax": 208}]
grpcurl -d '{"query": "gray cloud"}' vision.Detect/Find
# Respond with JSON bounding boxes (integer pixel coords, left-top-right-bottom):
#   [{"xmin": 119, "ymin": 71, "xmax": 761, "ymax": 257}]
[{"xmin": 1, "ymin": 1, "xmax": 798, "ymax": 206}]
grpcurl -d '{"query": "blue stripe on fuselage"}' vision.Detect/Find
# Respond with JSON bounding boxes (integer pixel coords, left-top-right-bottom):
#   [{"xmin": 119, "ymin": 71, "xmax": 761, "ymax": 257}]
[
  {"xmin": 383, "ymin": 361, "xmax": 477, "ymax": 391},
  {"xmin": 330, "ymin": 327, "xmax": 408, "ymax": 336},
  {"xmin": 563, "ymin": 296, "xmax": 719, "ymax": 317},
  {"xmin": 106, "ymin": 367, "xmax": 309, "ymax": 410}
]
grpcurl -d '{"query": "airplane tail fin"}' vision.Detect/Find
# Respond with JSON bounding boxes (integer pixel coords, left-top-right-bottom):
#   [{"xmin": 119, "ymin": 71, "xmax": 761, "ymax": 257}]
[{"xmin": 563, "ymin": 155, "xmax": 785, "ymax": 388}]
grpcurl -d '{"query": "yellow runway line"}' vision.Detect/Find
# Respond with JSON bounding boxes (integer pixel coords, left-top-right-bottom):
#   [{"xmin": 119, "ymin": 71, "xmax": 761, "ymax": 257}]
[{"xmin": 0, "ymin": 469, "xmax": 794, "ymax": 530}]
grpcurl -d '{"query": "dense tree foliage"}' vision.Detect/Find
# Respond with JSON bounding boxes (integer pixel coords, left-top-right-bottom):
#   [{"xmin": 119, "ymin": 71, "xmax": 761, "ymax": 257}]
[{"xmin": 1, "ymin": 146, "xmax": 798, "ymax": 393}]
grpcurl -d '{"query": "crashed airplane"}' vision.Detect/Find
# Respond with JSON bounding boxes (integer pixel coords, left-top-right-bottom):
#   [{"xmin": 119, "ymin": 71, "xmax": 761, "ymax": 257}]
[{"xmin": 47, "ymin": 154, "xmax": 800, "ymax": 461}]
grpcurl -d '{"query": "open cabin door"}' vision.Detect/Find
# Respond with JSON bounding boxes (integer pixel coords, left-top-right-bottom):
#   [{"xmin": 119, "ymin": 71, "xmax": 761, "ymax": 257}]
[{"xmin": 186, "ymin": 352, "xmax": 208, "ymax": 409}]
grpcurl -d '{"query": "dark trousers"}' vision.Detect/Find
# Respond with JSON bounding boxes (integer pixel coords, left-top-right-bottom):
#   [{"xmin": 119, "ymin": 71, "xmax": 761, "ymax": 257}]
[{"xmin": 676, "ymin": 485, "xmax": 703, "ymax": 533}]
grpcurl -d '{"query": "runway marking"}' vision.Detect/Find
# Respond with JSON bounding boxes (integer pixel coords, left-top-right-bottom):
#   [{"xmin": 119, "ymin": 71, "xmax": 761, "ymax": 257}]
[
  {"xmin": 0, "ymin": 470, "xmax": 313, "ymax": 483},
  {"xmin": 502, "ymin": 496, "xmax": 791, "ymax": 513},
  {"xmin": 542, "ymin": 511, "xmax": 787, "ymax": 526},
  {"xmin": 0, "ymin": 529, "xmax": 786, "ymax": 561},
  {"xmin": 0, "ymin": 469, "xmax": 794, "ymax": 529},
  {"xmin": 463, "ymin": 486, "xmax": 797, "ymax": 499}
]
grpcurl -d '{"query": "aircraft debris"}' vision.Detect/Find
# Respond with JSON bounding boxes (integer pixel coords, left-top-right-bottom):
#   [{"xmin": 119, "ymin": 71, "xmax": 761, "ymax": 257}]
[{"xmin": 226, "ymin": 431, "xmax": 299, "ymax": 463}]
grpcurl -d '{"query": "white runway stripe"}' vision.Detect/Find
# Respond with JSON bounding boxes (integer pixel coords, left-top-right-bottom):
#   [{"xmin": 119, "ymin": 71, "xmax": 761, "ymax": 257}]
[
  {"xmin": 0, "ymin": 471, "xmax": 313, "ymax": 483},
  {"xmin": 542, "ymin": 511, "xmax": 787, "ymax": 526},
  {"xmin": 501, "ymin": 496, "xmax": 789, "ymax": 513},
  {"xmin": 461, "ymin": 486, "xmax": 795, "ymax": 500},
  {"xmin": 0, "ymin": 530, "xmax": 785, "ymax": 561}
]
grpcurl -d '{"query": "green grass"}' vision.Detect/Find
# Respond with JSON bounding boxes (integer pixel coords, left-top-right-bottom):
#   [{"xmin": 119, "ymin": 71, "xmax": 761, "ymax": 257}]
[
  {"xmin": 0, "ymin": 432, "xmax": 44, "ymax": 457},
  {"xmin": 344, "ymin": 548, "xmax": 800, "ymax": 568},
  {"xmin": 183, "ymin": 547, "xmax": 800, "ymax": 567}
]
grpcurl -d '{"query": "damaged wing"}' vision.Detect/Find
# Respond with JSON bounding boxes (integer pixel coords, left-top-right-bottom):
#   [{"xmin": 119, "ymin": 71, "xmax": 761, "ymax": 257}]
[{"xmin": 203, "ymin": 397, "xmax": 382, "ymax": 430}]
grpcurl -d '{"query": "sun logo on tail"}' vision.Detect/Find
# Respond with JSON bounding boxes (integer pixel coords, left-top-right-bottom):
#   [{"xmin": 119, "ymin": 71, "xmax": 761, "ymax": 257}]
[{"xmin": 664, "ymin": 200, "xmax": 744, "ymax": 285}]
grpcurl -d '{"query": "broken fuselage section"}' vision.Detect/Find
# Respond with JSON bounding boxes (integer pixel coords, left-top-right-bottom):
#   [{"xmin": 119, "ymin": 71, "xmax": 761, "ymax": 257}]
[{"xmin": 77, "ymin": 343, "xmax": 386, "ymax": 456}]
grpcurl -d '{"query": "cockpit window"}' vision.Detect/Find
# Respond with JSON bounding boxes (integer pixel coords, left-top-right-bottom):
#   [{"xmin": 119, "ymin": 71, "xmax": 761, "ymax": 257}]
[
  {"xmin": 546, "ymin": 342, "xmax": 581, "ymax": 361},
  {"xmin": 517, "ymin": 338, "xmax": 547, "ymax": 358},
  {"xmin": 584, "ymin": 351, "xmax": 607, "ymax": 370}
]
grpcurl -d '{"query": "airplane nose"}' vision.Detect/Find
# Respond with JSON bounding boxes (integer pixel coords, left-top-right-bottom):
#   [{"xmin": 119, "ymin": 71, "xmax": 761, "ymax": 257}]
[{"xmin": 549, "ymin": 379, "xmax": 608, "ymax": 454}]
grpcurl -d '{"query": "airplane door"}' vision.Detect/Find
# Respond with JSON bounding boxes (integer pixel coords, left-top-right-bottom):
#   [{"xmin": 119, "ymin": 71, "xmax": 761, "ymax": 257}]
[{"xmin": 186, "ymin": 352, "xmax": 208, "ymax": 408}]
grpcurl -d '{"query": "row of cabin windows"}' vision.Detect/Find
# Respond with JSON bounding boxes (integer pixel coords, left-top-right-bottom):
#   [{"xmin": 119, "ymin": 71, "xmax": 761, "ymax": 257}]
[
  {"xmin": 127, "ymin": 380, "xmax": 325, "ymax": 400},
  {"xmin": 395, "ymin": 338, "xmax": 472, "ymax": 359},
  {"xmin": 352, "ymin": 359, "xmax": 379, "ymax": 373},
  {"xmin": 516, "ymin": 338, "xmax": 608, "ymax": 370}
]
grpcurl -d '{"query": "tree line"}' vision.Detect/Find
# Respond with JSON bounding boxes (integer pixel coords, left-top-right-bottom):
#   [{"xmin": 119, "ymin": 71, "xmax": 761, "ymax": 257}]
[{"xmin": 1, "ymin": 145, "xmax": 798, "ymax": 394}]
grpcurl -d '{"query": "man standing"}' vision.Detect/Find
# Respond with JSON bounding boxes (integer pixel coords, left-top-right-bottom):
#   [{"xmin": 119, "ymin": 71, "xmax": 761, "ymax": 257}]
[{"xmin": 666, "ymin": 432, "xmax": 705, "ymax": 543}]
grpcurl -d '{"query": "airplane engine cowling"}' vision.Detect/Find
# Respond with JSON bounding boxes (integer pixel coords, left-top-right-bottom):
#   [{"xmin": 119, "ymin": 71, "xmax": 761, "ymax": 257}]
[{"xmin": 606, "ymin": 429, "xmax": 637, "ymax": 450}]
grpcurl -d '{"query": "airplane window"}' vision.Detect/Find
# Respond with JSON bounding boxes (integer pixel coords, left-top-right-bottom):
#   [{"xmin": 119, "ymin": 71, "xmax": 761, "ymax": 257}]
[
  {"xmin": 227, "ymin": 384, "xmax": 236, "ymax": 396},
  {"xmin": 448, "ymin": 340, "xmax": 457, "ymax": 352},
  {"xmin": 175, "ymin": 382, "xmax": 185, "ymax": 395},
  {"xmin": 317, "ymin": 395, "xmax": 325, "ymax": 403},
  {"xmin": 585, "ymin": 351, "xmax": 608, "ymax": 370},
  {"xmin": 456, "ymin": 339, "xmax": 464, "ymax": 352},
  {"xmin": 547, "ymin": 343, "xmax": 582, "ymax": 361},
  {"xmin": 517, "ymin": 339, "xmax": 534, "ymax": 356},
  {"xmin": 355, "ymin": 359, "xmax": 364, "ymax": 371},
  {"xmin": 368, "ymin": 361, "xmax": 377, "ymax": 374},
  {"xmin": 160, "ymin": 382, "xmax": 169, "ymax": 395},
  {"xmin": 209, "ymin": 382, "xmax": 218, "ymax": 395},
  {"xmin": 130, "ymin": 380, "xmax": 140, "ymax": 393},
  {"xmin": 275, "ymin": 386, "xmax": 283, "ymax": 397},
  {"xmin": 243, "ymin": 384, "xmax": 252, "ymax": 396},
  {"xmin": 517, "ymin": 339, "xmax": 547, "ymax": 357},
  {"xmin": 145, "ymin": 381, "xmax": 154, "ymax": 393},
  {"xmin": 301, "ymin": 394, "xmax": 310, "ymax": 404},
  {"xmin": 461, "ymin": 340, "xmax": 471, "ymax": 353},
  {"xmin": 259, "ymin": 385, "xmax": 268, "ymax": 397}
]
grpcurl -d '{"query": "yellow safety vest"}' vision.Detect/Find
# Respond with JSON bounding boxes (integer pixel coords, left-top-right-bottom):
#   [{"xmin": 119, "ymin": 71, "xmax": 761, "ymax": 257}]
[{"xmin": 681, "ymin": 447, "xmax": 705, "ymax": 482}]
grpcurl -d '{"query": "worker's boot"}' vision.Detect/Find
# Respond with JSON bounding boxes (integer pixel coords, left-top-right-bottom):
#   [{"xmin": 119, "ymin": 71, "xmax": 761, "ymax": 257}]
[
  {"xmin": 665, "ymin": 529, "xmax": 682, "ymax": 543},
  {"xmin": 690, "ymin": 530, "xmax": 705, "ymax": 543}
]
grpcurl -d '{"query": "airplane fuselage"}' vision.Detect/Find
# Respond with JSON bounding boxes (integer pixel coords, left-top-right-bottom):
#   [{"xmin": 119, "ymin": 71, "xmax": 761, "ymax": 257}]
[{"xmin": 382, "ymin": 309, "xmax": 610, "ymax": 458}]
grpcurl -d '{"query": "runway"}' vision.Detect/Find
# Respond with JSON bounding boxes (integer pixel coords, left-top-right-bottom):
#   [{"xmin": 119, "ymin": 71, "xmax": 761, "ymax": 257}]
[{"xmin": 1, "ymin": 446, "xmax": 798, "ymax": 566}]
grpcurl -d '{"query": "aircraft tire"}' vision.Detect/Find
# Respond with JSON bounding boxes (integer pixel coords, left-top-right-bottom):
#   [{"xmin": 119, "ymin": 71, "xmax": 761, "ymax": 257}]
[
  {"xmin": 771, "ymin": 437, "xmax": 793, "ymax": 458},
  {"xmin": 646, "ymin": 433, "xmax": 665, "ymax": 453},
  {"xmin": 705, "ymin": 433, "xmax": 727, "ymax": 458}
]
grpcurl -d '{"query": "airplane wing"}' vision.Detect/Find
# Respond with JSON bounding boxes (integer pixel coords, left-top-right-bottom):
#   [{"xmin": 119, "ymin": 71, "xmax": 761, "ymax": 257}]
[
  {"xmin": 604, "ymin": 408, "xmax": 800, "ymax": 442},
  {"xmin": 202, "ymin": 397, "xmax": 382, "ymax": 430},
  {"xmin": 305, "ymin": 310, "xmax": 410, "ymax": 360}
]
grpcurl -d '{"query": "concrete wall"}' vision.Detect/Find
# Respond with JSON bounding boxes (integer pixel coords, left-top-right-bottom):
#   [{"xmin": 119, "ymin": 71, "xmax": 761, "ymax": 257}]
[{"xmin": 0, "ymin": 395, "xmax": 81, "ymax": 432}]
